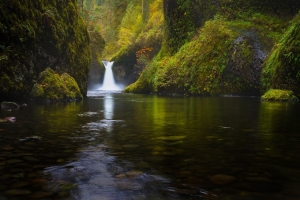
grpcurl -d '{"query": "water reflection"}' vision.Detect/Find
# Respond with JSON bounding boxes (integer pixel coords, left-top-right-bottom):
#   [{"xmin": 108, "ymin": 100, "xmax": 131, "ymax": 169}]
[
  {"xmin": 103, "ymin": 94, "xmax": 114, "ymax": 133},
  {"xmin": 104, "ymin": 94, "xmax": 114, "ymax": 120},
  {"xmin": 2, "ymin": 93, "xmax": 300, "ymax": 199}
]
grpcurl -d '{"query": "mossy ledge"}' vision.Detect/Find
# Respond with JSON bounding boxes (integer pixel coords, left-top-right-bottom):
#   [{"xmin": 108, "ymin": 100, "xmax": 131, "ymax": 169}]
[
  {"xmin": 30, "ymin": 68, "xmax": 82, "ymax": 102},
  {"xmin": 261, "ymin": 89, "xmax": 298, "ymax": 101}
]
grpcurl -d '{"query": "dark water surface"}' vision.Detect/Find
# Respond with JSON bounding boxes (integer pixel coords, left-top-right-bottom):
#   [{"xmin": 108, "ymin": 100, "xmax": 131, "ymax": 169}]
[{"xmin": 1, "ymin": 91, "xmax": 300, "ymax": 199}]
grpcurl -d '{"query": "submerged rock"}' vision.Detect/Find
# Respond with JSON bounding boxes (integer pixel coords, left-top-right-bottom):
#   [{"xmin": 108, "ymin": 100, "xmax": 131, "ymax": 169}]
[
  {"xmin": 155, "ymin": 136, "xmax": 186, "ymax": 141},
  {"xmin": 1, "ymin": 101, "xmax": 19, "ymax": 109},
  {"xmin": 4, "ymin": 189, "xmax": 31, "ymax": 196},
  {"xmin": 123, "ymin": 144, "xmax": 140, "ymax": 149},
  {"xmin": 125, "ymin": 170, "xmax": 143, "ymax": 177},
  {"xmin": 0, "ymin": 117, "xmax": 16, "ymax": 123},
  {"xmin": 210, "ymin": 174, "xmax": 236, "ymax": 185}
]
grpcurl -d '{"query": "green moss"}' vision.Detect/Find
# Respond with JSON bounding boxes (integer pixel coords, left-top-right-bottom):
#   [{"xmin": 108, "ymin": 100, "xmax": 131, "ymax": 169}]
[
  {"xmin": 261, "ymin": 12, "xmax": 300, "ymax": 96},
  {"xmin": 30, "ymin": 84, "xmax": 44, "ymax": 98},
  {"xmin": 262, "ymin": 89, "xmax": 298, "ymax": 101},
  {"xmin": 61, "ymin": 73, "xmax": 82, "ymax": 99},
  {"xmin": 125, "ymin": 10, "xmax": 291, "ymax": 96},
  {"xmin": 0, "ymin": 0, "xmax": 91, "ymax": 100},
  {"xmin": 30, "ymin": 68, "xmax": 82, "ymax": 101}
]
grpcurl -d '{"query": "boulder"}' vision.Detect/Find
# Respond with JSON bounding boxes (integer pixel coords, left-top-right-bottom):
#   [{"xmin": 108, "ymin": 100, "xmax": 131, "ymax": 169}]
[
  {"xmin": 1, "ymin": 101, "xmax": 19, "ymax": 109},
  {"xmin": 30, "ymin": 68, "xmax": 82, "ymax": 101},
  {"xmin": 210, "ymin": 174, "xmax": 236, "ymax": 185}
]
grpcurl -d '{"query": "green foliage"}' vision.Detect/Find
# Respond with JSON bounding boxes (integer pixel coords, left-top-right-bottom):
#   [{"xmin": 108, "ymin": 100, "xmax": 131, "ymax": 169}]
[
  {"xmin": 30, "ymin": 68, "xmax": 82, "ymax": 101},
  {"xmin": 135, "ymin": 0, "xmax": 164, "ymax": 47},
  {"xmin": 261, "ymin": 89, "xmax": 298, "ymax": 101},
  {"xmin": 125, "ymin": 11, "xmax": 288, "ymax": 95},
  {"xmin": 162, "ymin": 0, "xmax": 299, "ymax": 54},
  {"xmin": 83, "ymin": 0, "xmax": 300, "ymax": 96},
  {"xmin": 261, "ymin": 12, "xmax": 300, "ymax": 96},
  {"xmin": 109, "ymin": 0, "xmax": 163, "ymax": 82},
  {"xmin": 117, "ymin": 2, "xmax": 143, "ymax": 48},
  {"xmin": 163, "ymin": 0, "xmax": 196, "ymax": 54}
]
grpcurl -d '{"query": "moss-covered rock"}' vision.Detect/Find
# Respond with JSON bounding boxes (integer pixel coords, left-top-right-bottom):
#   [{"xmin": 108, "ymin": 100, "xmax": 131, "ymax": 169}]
[
  {"xmin": 0, "ymin": 0, "xmax": 91, "ymax": 101},
  {"xmin": 30, "ymin": 68, "xmax": 82, "ymax": 101},
  {"xmin": 261, "ymin": 89, "xmax": 298, "ymax": 101},
  {"xmin": 125, "ymin": 1, "xmax": 300, "ymax": 96},
  {"xmin": 125, "ymin": 14, "xmax": 281, "ymax": 95}
]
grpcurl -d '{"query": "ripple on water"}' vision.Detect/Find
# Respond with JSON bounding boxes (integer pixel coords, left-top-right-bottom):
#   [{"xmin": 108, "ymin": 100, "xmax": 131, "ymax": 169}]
[
  {"xmin": 43, "ymin": 145, "xmax": 174, "ymax": 200},
  {"xmin": 77, "ymin": 112, "xmax": 99, "ymax": 117}
]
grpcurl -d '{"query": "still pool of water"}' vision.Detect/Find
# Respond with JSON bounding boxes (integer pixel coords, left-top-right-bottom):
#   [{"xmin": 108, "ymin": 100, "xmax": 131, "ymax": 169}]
[{"xmin": 1, "ymin": 91, "xmax": 300, "ymax": 199}]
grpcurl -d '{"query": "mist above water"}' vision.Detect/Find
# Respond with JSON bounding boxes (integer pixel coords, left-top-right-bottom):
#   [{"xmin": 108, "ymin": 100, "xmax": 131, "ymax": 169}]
[{"xmin": 99, "ymin": 61, "xmax": 123, "ymax": 91}]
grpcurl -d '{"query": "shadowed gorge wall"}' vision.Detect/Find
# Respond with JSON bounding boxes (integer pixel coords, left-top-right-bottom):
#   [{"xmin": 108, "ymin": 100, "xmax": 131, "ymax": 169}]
[{"xmin": 0, "ymin": 0, "xmax": 91, "ymax": 100}]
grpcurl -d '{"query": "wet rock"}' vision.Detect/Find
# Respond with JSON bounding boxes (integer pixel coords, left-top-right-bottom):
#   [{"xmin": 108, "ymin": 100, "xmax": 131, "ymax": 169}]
[
  {"xmin": 6, "ymin": 159, "xmax": 23, "ymax": 165},
  {"xmin": 245, "ymin": 177, "xmax": 272, "ymax": 183},
  {"xmin": 106, "ymin": 143, "xmax": 123, "ymax": 150},
  {"xmin": 0, "ymin": 185, "xmax": 7, "ymax": 191},
  {"xmin": 210, "ymin": 174, "xmax": 236, "ymax": 185},
  {"xmin": 183, "ymin": 177, "xmax": 215, "ymax": 189},
  {"xmin": 56, "ymin": 159, "xmax": 65, "ymax": 163},
  {"xmin": 155, "ymin": 136, "xmax": 186, "ymax": 141},
  {"xmin": 116, "ymin": 174, "xmax": 126, "ymax": 178},
  {"xmin": 18, "ymin": 146, "xmax": 33, "ymax": 150},
  {"xmin": 110, "ymin": 152, "xmax": 125, "ymax": 155},
  {"xmin": 163, "ymin": 151, "xmax": 176, "ymax": 156},
  {"xmin": 0, "ymin": 174, "xmax": 10, "ymax": 181},
  {"xmin": 29, "ymin": 191, "xmax": 52, "ymax": 199},
  {"xmin": 2, "ymin": 146, "xmax": 14, "ymax": 151},
  {"xmin": 135, "ymin": 162, "xmax": 150, "ymax": 169},
  {"xmin": 11, "ymin": 182, "xmax": 30, "ymax": 189},
  {"xmin": 0, "ymin": 117, "xmax": 16, "ymax": 123},
  {"xmin": 176, "ymin": 188, "xmax": 199, "ymax": 195},
  {"xmin": 1, "ymin": 101, "xmax": 19, "ymax": 109},
  {"xmin": 57, "ymin": 191, "xmax": 70, "ymax": 197},
  {"xmin": 11, "ymin": 173, "xmax": 25, "ymax": 178},
  {"xmin": 23, "ymin": 156, "xmax": 40, "ymax": 162},
  {"xmin": 10, "ymin": 168, "xmax": 26, "ymax": 173},
  {"xmin": 27, "ymin": 172, "xmax": 40, "ymax": 178},
  {"xmin": 4, "ymin": 189, "xmax": 31, "ymax": 196},
  {"xmin": 152, "ymin": 146, "xmax": 166, "ymax": 152},
  {"xmin": 283, "ymin": 182, "xmax": 300, "ymax": 196},
  {"xmin": 15, "ymin": 163, "xmax": 32, "ymax": 168},
  {"xmin": 19, "ymin": 136, "xmax": 41, "ymax": 142},
  {"xmin": 32, "ymin": 178, "xmax": 47, "ymax": 185},
  {"xmin": 33, "ymin": 164, "xmax": 50, "ymax": 169},
  {"xmin": 164, "ymin": 141, "xmax": 184, "ymax": 146},
  {"xmin": 117, "ymin": 182, "xmax": 142, "ymax": 190},
  {"xmin": 269, "ymin": 166, "xmax": 300, "ymax": 182},
  {"xmin": 123, "ymin": 144, "xmax": 140, "ymax": 149},
  {"xmin": 176, "ymin": 171, "xmax": 192, "ymax": 179},
  {"xmin": 125, "ymin": 170, "xmax": 143, "ymax": 177},
  {"xmin": 231, "ymin": 182, "xmax": 282, "ymax": 192}
]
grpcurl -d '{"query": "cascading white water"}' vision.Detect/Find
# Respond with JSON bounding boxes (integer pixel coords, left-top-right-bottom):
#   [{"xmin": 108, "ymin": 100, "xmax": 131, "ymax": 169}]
[{"xmin": 99, "ymin": 61, "xmax": 121, "ymax": 91}]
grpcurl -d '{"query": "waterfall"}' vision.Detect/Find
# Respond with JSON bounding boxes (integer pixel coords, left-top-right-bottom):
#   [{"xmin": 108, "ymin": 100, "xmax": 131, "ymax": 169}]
[{"xmin": 99, "ymin": 61, "xmax": 122, "ymax": 91}]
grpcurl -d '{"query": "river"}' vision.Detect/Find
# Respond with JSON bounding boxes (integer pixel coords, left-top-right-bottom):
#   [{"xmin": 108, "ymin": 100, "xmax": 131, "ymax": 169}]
[{"xmin": 0, "ymin": 91, "xmax": 300, "ymax": 199}]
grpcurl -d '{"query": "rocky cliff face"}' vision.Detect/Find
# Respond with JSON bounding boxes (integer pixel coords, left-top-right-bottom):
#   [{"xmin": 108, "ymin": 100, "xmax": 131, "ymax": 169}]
[{"xmin": 0, "ymin": 0, "xmax": 91, "ymax": 101}]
